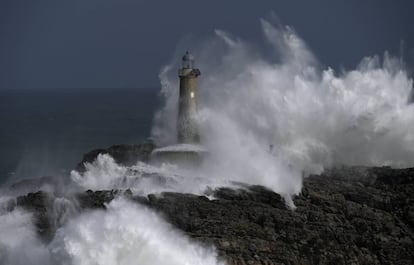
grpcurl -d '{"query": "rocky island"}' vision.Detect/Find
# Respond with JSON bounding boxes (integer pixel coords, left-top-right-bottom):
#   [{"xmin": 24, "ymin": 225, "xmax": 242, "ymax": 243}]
[{"xmin": 6, "ymin": 144, "xmax": 414, "ymax": 265}]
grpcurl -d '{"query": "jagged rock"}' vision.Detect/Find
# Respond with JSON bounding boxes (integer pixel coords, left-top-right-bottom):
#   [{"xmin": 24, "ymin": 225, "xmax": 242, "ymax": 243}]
[
  {"xmin": 16, "ymin": 191, "xmax": 54, "ymax": 240},
  {"xmin": 77, "ymin": 189, "xmax": 127, "ymax": 209},
  {"xmin": 13, "ymin": 166, "xmax": 414, "ymax": 265},
  {"xmin": 75, "ymin": 143, "xmax": 155, "ymax": 172}
]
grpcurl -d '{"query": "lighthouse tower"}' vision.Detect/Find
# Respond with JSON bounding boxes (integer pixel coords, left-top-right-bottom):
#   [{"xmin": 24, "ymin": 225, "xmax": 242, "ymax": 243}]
[{"xmin": 177, "ymin": 51, "xmax": 201, "ymax": 143}]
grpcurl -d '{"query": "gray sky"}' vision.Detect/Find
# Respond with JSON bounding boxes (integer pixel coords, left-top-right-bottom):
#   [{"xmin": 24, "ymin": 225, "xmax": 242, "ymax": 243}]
[{"xmin": 1, "ymin": 0, "xmax": 413, "ymax": 89}]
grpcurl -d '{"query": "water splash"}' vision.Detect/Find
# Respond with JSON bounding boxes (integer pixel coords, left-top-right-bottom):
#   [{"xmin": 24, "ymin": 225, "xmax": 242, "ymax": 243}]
[
  {"xmin": 49, "ymin": 198, "xmax": 223, "ymax": 265},
  {"xmin": 0, "ymin": 208, "xmax": 52, "ymax": 265},
  {"xmin": 70, "ymin": 154, "xmax": 221, "ymax": 195},
  {"xmin": 0, "ymin": 198, "xmax": 223, "ymax": 265},
  {"xmin": 151, "ymin": 19, "xmax": 414, "ymax": 196}
]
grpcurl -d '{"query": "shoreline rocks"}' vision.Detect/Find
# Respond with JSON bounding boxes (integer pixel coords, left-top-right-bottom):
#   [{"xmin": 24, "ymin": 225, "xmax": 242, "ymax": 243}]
[{"xmin": 10, "ymin": 166, "xmax": 414, "ymax": 265}]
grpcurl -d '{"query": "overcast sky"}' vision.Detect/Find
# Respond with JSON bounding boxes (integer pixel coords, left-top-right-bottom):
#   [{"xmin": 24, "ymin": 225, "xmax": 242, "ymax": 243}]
[{"xmin": 1, "ymin": 0, "xmax": 413, "ymax": 90}]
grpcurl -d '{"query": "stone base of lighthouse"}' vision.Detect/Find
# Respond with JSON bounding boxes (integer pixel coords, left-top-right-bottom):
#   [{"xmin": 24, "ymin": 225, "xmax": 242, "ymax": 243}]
[{"xmin": 150, "ymin": 144, "xmax": 207, "ymax": 168}]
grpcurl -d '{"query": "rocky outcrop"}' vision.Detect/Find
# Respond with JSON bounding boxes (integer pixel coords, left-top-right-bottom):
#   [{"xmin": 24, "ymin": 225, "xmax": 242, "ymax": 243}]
[
  {"xmin": 75, "ymin": 143, "xmax": 155, "ymax": 172},
  {"xmin": 15, "ymin": 191, "xmax": 55, "ymax": 240},
  {"xmin": 12, "ymin": 166, "xmax": 414, "ymax": 265}
]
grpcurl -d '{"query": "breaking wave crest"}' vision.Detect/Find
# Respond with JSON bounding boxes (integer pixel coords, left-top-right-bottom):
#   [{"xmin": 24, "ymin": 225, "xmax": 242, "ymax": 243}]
[
  {"xmin": 0, "ymin": 198, "xmax": 223, "ymax": 265},
  {"xmin": 49, "ymin": 198, "xmax": 223, "ymax": 265}
]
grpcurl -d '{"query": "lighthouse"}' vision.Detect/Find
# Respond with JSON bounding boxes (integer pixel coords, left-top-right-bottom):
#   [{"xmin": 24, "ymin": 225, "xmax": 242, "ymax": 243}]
[
  {"xmin": 150, "ymin": 51, "xmax": 206, "ymax": 166},
  {"xmin": 177, "ymin": 51, "xmax": 200, "ymax": 143}
]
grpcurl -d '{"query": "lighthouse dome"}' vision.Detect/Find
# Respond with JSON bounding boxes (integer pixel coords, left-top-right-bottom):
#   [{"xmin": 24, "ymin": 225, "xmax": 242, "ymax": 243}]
[{"xmin": 182, "ymin": 51, "xmax": 194, "ymax": 69}]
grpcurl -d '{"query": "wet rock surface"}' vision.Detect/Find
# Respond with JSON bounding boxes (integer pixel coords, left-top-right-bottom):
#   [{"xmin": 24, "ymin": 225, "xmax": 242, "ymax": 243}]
[
  {"xmin": 75, "ymin": 143, "xmax": 155, "ymax": 172},
  {"xmin": 13, "ymin": 166, "xmax": 414, "ymax": 265}
]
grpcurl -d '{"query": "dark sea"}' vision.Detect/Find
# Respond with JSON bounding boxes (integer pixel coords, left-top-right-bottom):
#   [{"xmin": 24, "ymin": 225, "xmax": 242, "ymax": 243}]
[{"xmin": 0, "ymin": 88, "xmax": 160, "ymax": 185}]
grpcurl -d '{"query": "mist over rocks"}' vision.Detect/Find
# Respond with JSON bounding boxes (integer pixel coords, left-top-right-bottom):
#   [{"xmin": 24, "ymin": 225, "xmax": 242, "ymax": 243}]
[
  {"xmin": 75, "ymin": 143, "xmax": 156, "ymax": 172},
  {"xmin": 11, "ymin": 166, "xmax": 414, "ymax": 265}
]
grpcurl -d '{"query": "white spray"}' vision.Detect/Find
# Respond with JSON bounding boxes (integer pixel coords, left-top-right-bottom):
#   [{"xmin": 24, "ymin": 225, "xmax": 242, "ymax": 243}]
[
  {"xmin": 0, "ymin": 198, "xmax": 223, "ymax": 265},
  {"xmin": 151, "ymin": 19, "xmax": 414, "ymax": 196},
  {"xmin": 71, "ymin": 20, "xmax": 414, "ymax": 198},
  {"xmin": 0, "ymin": 208, "xmax": 52, "ymax": 265},
  {"xmin": 49, "ymin": 198, "xmax": 223, "ymax": 265}
]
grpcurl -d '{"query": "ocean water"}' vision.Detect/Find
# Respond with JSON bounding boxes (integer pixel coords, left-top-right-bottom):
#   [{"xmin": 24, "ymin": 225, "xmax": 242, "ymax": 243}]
[{"xmin": 0, "ymin": 88, "xmax": 160, "ymax": 185}]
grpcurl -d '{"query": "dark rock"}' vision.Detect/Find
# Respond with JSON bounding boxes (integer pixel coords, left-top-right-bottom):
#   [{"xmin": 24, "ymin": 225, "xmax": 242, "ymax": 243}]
[
  {"xmin": 77, "ymin": 190, "xmax": 118, "ymax": 209},
  {"xmin": 16, "ymin": 191, "xmax": 54, "ymax": 240},
  {"xmin": 75, "ymin": 143, "xmax": 155, "ymax": 172},
  {"xmin": 13, "ymin": 166, "xmax": 414, "ymax": 265}
]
